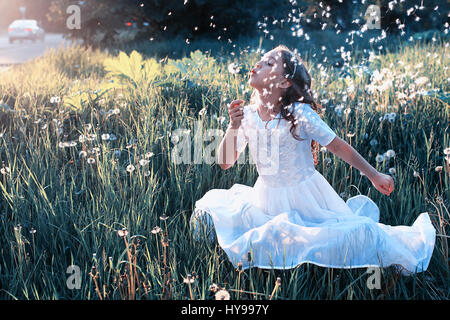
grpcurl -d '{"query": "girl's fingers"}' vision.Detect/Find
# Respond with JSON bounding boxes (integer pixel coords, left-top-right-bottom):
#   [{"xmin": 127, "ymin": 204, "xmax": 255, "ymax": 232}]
[{"xmin": 229, "ymin": 100, "xmax": 244, "ymax": 110}]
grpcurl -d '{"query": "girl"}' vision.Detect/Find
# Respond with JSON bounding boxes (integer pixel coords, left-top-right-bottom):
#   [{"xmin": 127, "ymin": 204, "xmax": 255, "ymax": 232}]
[{"xmin": 190, "ymin": 45, "xmax": 436, "ymax": 276}]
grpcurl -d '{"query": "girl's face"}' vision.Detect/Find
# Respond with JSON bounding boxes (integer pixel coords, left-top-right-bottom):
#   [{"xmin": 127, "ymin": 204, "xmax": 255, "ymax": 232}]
[{"xmin": 248, "ymin": 50, "xmax": 288, "ymax": 92}]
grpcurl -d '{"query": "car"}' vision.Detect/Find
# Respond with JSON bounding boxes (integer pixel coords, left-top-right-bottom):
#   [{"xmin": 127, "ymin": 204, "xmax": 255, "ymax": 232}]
[{"xmin": 8, "ymin": 19, "xmax": 45, "ymax": 44}]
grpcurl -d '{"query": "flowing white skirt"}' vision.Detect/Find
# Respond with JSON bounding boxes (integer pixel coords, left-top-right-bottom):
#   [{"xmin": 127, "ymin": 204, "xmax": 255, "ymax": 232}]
[{"xmin": 191, "ymin": 170, "xmax": 436, "ymax": 276}]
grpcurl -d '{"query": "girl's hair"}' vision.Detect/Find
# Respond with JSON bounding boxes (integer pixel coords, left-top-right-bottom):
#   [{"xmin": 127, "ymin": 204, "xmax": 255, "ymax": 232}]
[{"xmin": 249, "ymin": 44, "xmax": 326, "ymax": 166}]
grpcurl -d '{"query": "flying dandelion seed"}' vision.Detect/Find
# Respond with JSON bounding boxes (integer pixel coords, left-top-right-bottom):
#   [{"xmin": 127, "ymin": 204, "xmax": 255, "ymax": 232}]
[{"xmin": 228, "ymin": 63, "xmax": 240, "ymax": 74}]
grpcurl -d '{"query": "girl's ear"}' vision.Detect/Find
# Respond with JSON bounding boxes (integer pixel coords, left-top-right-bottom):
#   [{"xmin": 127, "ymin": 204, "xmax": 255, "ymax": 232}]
[{"xmin": 279, "ymin": 78, "xmax": 292, "ymax": 89}]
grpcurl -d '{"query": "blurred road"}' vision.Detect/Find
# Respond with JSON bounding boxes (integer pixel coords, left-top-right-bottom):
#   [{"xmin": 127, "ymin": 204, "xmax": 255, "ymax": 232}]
[{"xmin": 0, "ymin": 32, "xmax": 83, "ymax": 73}]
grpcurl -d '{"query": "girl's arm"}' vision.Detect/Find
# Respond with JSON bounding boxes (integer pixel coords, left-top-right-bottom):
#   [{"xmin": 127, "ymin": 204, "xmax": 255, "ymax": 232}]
[
  {"xmin": 217, "ymin": 125, "xmax": 241, "ymax": 170},
  {"xmin": 218, "ymin": 99, "xmax": 245, "ymax": 170},
  {"xmin": 326, "ymin": 137, "xmax": 395, "ymax": 196}
]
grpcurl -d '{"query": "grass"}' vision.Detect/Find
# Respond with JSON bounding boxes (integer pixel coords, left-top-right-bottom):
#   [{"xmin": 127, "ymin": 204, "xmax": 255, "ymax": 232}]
[{"xmin": 0, "ymin": 29, "xmax": 448, "ymax": 300}]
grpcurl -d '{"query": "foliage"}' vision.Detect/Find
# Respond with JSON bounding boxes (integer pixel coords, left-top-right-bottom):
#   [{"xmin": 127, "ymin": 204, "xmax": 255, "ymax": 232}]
[{"xmin": 0, "ymin": 33, "xmax": 448, "ymax": 300}]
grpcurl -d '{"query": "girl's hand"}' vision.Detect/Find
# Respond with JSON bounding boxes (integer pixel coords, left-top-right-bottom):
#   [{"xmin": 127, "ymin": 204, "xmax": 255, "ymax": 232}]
[
  {"xmin": 227, "ymin": 99, "xmax": 245, "ymax": 129},
  {"xmin": 370, "ymin": 172, "xmax": 394, "ymax": 196}
]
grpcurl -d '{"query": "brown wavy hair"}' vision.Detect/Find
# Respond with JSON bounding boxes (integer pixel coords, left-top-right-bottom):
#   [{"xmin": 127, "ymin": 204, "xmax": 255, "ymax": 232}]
[{"xmin": 250, "ymin": 44, "xmax": 326, "ymax": 166}]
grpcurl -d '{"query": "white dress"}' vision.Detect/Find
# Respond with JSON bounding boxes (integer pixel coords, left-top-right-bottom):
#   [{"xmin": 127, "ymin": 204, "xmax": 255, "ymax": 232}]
[{"xmin": 190, "ymin": 102, "xmax": 436, "ymax": 276}]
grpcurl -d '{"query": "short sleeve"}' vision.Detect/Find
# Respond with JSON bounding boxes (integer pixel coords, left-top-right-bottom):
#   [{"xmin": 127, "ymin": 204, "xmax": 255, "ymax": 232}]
[
  {"xmin": 295, "ymin": 103, "xmax": 336, "ymax": 146},
  {"xmin": 236, "ymin": 105, "xmax": 250, "ymax": 153}
]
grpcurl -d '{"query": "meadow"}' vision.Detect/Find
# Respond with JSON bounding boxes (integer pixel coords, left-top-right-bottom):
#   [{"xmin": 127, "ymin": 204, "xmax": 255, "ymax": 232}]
[{"xmin": 0, "ymin": 30, "xmax": 448, "ymax": 300}]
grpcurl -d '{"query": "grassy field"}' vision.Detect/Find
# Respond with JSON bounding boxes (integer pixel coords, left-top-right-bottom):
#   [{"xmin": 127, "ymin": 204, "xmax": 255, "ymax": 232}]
[{"xmin": 0, "ymin": 31, "xmax": 448, "ymax": 300}]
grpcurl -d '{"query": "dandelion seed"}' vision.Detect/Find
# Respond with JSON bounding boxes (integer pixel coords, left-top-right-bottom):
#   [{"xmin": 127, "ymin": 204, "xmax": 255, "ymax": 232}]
[
  {"xmin": 50, "ymin": 96, "xmax": 61, "ymax": 104},
  {"xmin": 91, "ymin": 147, "xmax": 100, "ymax": 154},
  {"xmin": 117, "ymin": 228, "xmax": 128, "ymax": 237},
  {"xmin": 159, "ymin": 214, "xmax": 169, "ymax": 221},
  {"xmin": 227, "ymin": 63, "xmax": 240, "ymax": 74},
  {"xmin": 151, "ymin": 226, "xmax": 162, "ymax": 234},
  {"xmin": 346, "ymin": 132, "xmax": 356, "ymax": 138},
  {"xmin": 375, "ymin": 154, "xmax": 385, "ymax": 163},
  {"xmin": 126, "ymin": 164, "xmax": 135, "ymax": 173},
  {"xmin": 389, "ymin": 168, "xmax": 396, "ymax": 175},
  {"xmin": 215, "ymin": 289, "xmax": 230, "ymax": 300},
  {"xmin": 144, "ymin": 152, "xmax": 154, "ymax": 159},
  {"xmin": 101, "ymin": 133, "xmax": 110, "ymax": 141},
  {"xmin": 183, "ymin": 274, "xmax": 195, "ymax": 284},
  {"xmin": 79, "ymin": 150, "xmax": 87, "ymax": 158},
  {"xmin": 199, "ymin": 108, "xmax": 207, "ymax": 116},
  {"xmin": 29, "ymin": 228, "xmax": 36, "ymax": 234},
  {"xmin": 1, "ymin": 167, "xmax": 10, "ymax": 175},
  {"xmin": 413, "ymin": 171, "xmax": 420, "ymax": 177},
  {"xmin": 385, "ymin": 149, "xmax": 396, "ymax": 158},
  {"xmin": 209, "ymin": 283, "xmax": 219, "ymax": 293},
  {"xmin": 139, "ymin": 159, "xmax": 149, "ymax": 166}
]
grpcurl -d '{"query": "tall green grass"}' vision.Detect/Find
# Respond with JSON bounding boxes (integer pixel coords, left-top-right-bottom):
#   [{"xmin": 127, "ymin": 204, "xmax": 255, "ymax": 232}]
[{"xmin": 0, "ymin": 32, "xmax": 448, "ymax": 300}]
